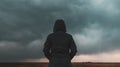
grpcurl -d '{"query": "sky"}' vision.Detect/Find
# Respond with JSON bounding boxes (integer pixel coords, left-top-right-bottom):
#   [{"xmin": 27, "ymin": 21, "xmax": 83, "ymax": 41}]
[{"xmin": 0, "ymin": 0, "xmax": 120, "ymax": 62}]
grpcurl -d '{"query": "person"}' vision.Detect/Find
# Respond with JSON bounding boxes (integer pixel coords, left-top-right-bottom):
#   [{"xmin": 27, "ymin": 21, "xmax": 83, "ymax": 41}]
[{"xmin": 43, "ymin": 19, "xmax": 77, "ymax": 67}]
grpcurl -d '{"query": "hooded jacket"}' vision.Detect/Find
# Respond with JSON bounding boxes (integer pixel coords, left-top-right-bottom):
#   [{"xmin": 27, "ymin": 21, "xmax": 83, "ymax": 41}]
[{"xmin": 43, "ymin": 19, "xmax": 77, "ymax": 67}]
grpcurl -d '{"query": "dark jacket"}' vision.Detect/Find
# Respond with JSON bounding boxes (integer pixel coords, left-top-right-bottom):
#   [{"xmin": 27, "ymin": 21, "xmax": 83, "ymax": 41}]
[{"xmin": 43, "ymin": 20, "xmax": 77, "ymax": 67}]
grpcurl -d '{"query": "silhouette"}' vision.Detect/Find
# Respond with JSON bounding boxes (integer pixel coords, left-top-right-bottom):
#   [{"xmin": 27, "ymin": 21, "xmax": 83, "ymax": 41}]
[{"xmin": 43, "ymin": 19, "xmax": 77, "ymax": 67}]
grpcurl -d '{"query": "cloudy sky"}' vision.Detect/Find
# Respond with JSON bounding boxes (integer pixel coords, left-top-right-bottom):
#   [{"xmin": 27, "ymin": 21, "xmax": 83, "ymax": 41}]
[{"xmin": 0, "ymin": 0, "xmax": 120, "ymax": 62}]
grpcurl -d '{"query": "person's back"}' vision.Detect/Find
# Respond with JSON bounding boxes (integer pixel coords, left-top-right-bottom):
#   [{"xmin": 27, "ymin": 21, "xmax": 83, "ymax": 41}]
[{"xmin": 43, "ymin": 19, "xmax": 77, "ymax": 67}]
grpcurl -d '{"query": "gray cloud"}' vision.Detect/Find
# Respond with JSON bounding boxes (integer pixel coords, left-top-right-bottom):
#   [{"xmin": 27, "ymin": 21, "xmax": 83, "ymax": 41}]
[{"xmin": 0, "ymin": 0, "xmax": 120, "ymax": 61}]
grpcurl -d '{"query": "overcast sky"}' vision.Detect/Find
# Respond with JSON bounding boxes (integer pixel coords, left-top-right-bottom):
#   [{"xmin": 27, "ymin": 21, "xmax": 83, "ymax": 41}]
[{"xmin": 0, "ymin": 0, "xmax": 120, "ymax": 62}]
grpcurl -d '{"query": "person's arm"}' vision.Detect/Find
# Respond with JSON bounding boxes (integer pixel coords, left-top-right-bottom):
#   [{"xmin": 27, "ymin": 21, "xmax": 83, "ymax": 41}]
[
  {"xmin": 43, "ymin": 35, "xmax": 51, "ymax": 60},
  {"xmin": 69, "ymin": 36, "xmax": 77, "ymax": 60}
]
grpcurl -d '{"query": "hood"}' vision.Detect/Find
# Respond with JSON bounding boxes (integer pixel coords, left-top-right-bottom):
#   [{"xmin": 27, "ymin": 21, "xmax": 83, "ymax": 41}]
[{"xmin": 53, "ymin": 19, "xmax": 66, "ymax": 32}]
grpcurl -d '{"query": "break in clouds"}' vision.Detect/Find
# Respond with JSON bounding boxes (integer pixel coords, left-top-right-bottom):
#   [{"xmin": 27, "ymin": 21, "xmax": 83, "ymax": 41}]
[{"xmin": 0, "ymin": 0, "xmax": 120, "ymax": 62}]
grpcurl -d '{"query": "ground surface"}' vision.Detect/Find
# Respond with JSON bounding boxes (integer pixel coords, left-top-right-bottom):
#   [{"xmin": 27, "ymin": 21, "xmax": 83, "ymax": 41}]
[{"xmin": 0, "ymin": 62, "xmax": 120, "ymax": 67}]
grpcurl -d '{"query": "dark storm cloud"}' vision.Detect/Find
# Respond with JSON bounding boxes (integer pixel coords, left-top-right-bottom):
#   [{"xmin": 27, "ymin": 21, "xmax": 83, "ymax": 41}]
[
  {"xmin": 0, "ymin": 0, "xmax": 120, "ymax": 61},
  {"xmin": 72, "ymin": 0, "xmax": 120, "ymax": 54},
  {"xmin": 0, "ymin": 0, "xmax": 88, "ymax": 61}
]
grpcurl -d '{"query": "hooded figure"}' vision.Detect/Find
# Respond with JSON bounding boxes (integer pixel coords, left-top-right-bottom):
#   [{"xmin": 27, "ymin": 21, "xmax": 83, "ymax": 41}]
[{"xmin": 43, "ymin": 19, "xmax": 77, "ymax": 67}]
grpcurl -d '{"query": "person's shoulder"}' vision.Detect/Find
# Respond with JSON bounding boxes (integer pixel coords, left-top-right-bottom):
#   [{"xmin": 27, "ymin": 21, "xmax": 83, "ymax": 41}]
[
  {"xmin": 65, "ymin": 32, "xmax": 72, "ymax": 37},
  {"xmin": 48, "ymin": 32, "xmax": 72, "ymax": 37},
  {"xmin": 47, "ymin": 33, "xmax": 54, "ymax": 37}
]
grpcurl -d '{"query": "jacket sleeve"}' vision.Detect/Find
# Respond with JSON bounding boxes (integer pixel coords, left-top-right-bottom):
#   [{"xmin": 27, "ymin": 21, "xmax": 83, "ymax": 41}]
[
  {"xmin": 69, "ymin": 35, "xmax": 77, "ymax": 60},
  {"xmin": 43, "ymin": 35, "xmax": 51, "ymax": 60}
]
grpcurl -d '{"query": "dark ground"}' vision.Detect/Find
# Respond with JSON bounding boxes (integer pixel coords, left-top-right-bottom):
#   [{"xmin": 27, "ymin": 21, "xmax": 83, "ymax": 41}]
[{"xmin": 0, "ymin": 62, "xmax": 120, "ymax": 67}]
